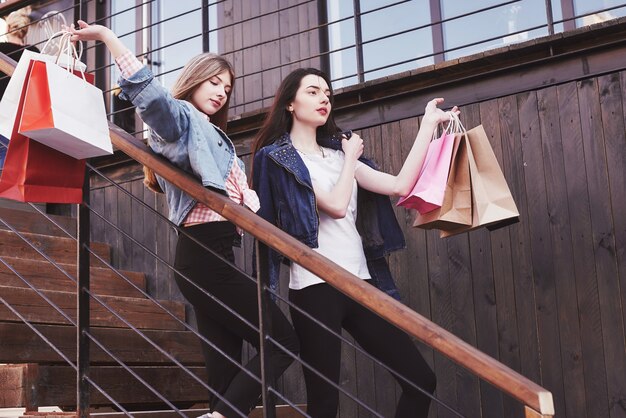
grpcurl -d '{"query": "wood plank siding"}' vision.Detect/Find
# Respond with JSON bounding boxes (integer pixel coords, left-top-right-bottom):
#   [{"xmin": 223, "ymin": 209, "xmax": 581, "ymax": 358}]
[{"xmin": 85, "ymin": 7, "xmax": 626, "ymax": 418}]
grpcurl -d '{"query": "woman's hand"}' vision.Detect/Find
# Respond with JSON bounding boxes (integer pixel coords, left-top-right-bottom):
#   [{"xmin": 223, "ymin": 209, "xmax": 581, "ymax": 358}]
[
  {"xmin": 65, "ymin": 20, "xmax": 129, "ymax": 59},
  {"xmin": 65, "ymin": 20, "xmax": 112, "ymax": 43},
  {"xmin": 341, "ymin": 132, "xmax": 364, "ymax": 162},
  {"xmin": 422, "ymin": 98, "xmax": 460, "ymax": 127}
]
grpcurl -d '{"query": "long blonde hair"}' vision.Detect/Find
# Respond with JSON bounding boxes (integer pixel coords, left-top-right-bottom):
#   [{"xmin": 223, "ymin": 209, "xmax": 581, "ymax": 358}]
[{"xmin": 144, "ymin": 53, "xmax": 236, "ymax": 193}]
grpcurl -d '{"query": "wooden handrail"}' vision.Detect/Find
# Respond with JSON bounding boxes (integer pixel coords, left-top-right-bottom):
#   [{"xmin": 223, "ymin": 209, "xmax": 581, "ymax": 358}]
[{"xmin": 0, "ymin": 52, "xmax": 554, "ymax": 416}]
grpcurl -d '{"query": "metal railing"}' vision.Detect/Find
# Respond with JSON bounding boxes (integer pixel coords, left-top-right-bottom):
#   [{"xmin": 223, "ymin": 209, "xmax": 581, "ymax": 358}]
[{"xmin": 0, "ymin": 1, "xmax": 574, "ymax": 416}]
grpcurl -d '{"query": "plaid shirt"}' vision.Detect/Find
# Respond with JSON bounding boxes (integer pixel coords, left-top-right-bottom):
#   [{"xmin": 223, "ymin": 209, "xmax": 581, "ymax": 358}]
[{"xmin": 115, "ymin": 51, "xmax": 260, "ymax": 228}]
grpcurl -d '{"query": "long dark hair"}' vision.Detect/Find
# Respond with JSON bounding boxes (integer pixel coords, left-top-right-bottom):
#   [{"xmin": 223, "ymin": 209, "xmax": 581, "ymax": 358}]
[
  {"xmin": 251, "ymin": 68, "xmax": 340, "ymax": 158},
  {"xmin": 144, "ymin": 53, "xmax": 235, "ymax": 193}
]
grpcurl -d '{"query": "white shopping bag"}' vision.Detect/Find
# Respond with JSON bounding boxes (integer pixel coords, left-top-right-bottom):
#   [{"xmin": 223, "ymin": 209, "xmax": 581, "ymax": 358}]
[
  {"xmin": 17, "ymin": 59, "xmax": 112, "ymax": 159},
  {"xmin": 0, "ymin": 49, "xmax": 87, "ymax": 139}
]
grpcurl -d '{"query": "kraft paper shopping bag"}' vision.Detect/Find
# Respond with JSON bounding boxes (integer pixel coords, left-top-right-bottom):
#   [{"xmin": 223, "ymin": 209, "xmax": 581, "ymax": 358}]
[
  {"xmin": 440, "ymin": 124, "xmax": 519, "ymax": 237},
  {"xmin": 413, "ymin": 133, "xmax": 472, "ymax": 229}
]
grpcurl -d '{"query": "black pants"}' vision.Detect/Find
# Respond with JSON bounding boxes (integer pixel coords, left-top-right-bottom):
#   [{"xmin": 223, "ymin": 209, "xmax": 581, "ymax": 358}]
[
  {"xmin": 290, "ymin": 282, "xmax": 436, "ymax": 418},
  {"xmin": 174, "ymin": 222, "xmax": 299, "ymax": 417}
]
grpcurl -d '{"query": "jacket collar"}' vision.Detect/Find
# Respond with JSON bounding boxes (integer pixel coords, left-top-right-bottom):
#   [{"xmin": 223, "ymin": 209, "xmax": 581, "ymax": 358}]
[{"xmin": 267, "ymin": 133, "xmax": 313, "ymax": 187}]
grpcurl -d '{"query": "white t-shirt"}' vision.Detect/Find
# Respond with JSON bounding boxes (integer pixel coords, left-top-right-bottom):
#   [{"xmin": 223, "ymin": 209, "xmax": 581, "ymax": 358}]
[{"xmin": 289, "ymin": 147, "xmax": 371, "ymax": 290}]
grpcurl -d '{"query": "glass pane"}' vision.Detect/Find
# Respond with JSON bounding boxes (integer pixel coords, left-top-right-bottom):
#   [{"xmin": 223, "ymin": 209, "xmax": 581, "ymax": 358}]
[
  {"xmin": 574, "ymin": 0, "xmax": 626, "ymax": 27},
  {"xmin": 23, "ymin": 0, "xmax": 75, "ymax": 51},
  {"xmin": 328, "ymin": 1, "xmax": 356, "ymax": 88},
  {"xmin": 361, "ymin": 0, "xmax": 430, "ymax": 42},
  {"xmin": 361, "ymin": 0, "xmax": 432, "ymax": 81},
  {"xmin": 442, "ymin": 0, "xmax": 548, "ymax": 60},
  {"xmin": 152, "ymin": 1, "xmax": 203, "ymax": 88},
  {"xmin": 363, "ymin": 29, "xmax": 433, "ymax": 81}
]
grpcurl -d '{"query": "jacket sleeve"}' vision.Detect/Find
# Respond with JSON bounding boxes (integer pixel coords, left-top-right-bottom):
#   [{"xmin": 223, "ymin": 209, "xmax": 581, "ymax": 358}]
[
  {"xmin": 252, "ymin": 149, "xmax": 283, "ymax": 292},
  {"xmin": 253, "ymin": 149, "xmax": 277, "ymax": 225},
  {"xmin": 117, "ymin": 66, "xmax": 190, "ymax": 142}
]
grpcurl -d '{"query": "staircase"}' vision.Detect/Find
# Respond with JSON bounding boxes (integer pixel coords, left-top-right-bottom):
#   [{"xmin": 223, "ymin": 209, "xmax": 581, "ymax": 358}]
[{"xmin": 0, "ymin": 205, "xmax": 208, "ymax": 412}]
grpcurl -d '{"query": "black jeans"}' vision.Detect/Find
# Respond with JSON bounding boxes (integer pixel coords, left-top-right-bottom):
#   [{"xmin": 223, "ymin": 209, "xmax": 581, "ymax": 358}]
[
  {"xmin": 174, "ymin": 222, "xmax": 299, "ymax": 417},
  {"xmin": 290, "ymin": 282, "xmax": 436, "ymax": 418}
]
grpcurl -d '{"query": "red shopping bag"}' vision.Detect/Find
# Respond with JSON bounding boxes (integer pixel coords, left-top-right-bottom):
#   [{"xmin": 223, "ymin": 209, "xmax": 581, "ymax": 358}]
[
  {"xmin": 0, "ymin": 60, "xmax": 86, "ymax": 203},
  {"xmin": 397, "ymin": 131, "xmax": 456, "ymax": 214}
]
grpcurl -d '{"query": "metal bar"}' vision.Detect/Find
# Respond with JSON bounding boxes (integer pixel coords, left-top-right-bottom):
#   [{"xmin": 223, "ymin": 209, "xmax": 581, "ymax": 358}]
[
  {"xmin": 353, "ymin": 0, "xmax": 365, "ymax": 83},
  {"xmin": 561, "ymin": 0, "xmax": 576, "ymax": 30},
  {"xmin": 202, "ymin": 0, "xmax": 210, "ymax": 52},
  {"xmin": 256, "ymin": 241, "xmax": 276, "ymax": 418},
  {"xmin": 545, "ymin": 0, "xmax": 555, "ymax": 35},
  {"xmin": 77, "ymin": 163, "xmax": 91, "ymax": 418},
  {"xmin": 317, "ymin": 0, "xmax": 331, "ymax": 75},
  {"xmin": 430, "ymin": 0, "xmax": 445, "ymax": 63}
]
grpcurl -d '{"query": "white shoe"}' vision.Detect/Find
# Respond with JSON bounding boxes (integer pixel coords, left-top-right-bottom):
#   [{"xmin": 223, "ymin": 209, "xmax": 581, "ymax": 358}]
[{"xmin": 196, "ymin": 413, "xmax": 213, "ymax": 418}]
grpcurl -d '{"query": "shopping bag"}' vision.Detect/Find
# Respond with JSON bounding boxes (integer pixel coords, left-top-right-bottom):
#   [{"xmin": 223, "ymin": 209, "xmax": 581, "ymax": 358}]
[
  {"xmin": 0, "ymin": 48, "xmax": 87, "ymax": 139},
  {"xmin": 0, "ymin": 60, "xmax": 85, "ymax": 203},
  {"xmin": 397, "ymin": 130, "xmax": 456, "ymax": 213},
  {"xmin": 440, "ymin": 125, "xmax": 519, "ymax": 237},
  {"xmin": 18, "ymin": 59, "xmax": 112, "ymax": 159},
  {"xmin": 413, "ymin": 133, "xmax": 472, "ymax": 229}
]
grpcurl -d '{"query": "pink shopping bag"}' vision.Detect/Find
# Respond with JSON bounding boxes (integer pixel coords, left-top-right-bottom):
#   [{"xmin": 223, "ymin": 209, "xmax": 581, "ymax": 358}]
[{"xmin": 397, "ymin": 131, "xmax": 456, "ymax": 214}]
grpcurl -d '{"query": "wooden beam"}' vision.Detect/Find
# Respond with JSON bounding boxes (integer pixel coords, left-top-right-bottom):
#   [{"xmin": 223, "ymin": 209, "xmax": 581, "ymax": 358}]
[
  {"xmin": 0, "ymin": 323, "xmax": 203, "ymax": 365},
  {"xmin": 525, "ymin": 405, "xmax": 554, "ymax": 418},
  {"xmin": 0, "ymin": 364, "xmax": 208, "ymax": 409},
  {"xmin": 0, "ymin": 285, "xmax": 186, "ymax": 330}
]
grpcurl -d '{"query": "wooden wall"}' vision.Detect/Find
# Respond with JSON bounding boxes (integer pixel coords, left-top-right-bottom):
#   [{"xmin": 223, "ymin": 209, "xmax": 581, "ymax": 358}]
[
  {"xmin": 217, "ymin": 0, "xmax": 321, "ymax": 116},
  {"xmin": 90, "ymin": 68, "xmax": 626, "ymax": 418}
]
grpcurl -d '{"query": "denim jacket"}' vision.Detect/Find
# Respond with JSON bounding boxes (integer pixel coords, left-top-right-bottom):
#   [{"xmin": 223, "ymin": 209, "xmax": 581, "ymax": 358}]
[
  {"xmin": 118, "ymin": 66, "xmax": 244, "ymax": 227},
  {"xmin": 253, "ymin": 133, "xmax": 406, "ymax": 298}
]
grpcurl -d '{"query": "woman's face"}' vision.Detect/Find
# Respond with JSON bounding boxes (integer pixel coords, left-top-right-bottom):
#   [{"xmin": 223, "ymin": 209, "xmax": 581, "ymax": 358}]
[
  {"xmin": 288, "ymin": 74, "xmax": 332, "ymax": 128},
  {"xmin": 191, "ymin": 69, "xmax": 232, "ymax": 116}
]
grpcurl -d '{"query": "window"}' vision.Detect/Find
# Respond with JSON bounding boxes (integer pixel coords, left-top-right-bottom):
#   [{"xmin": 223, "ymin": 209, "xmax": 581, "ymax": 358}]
[{"xmin": 326, "ymin": 0, "xmax": 623, "ymax": 89}]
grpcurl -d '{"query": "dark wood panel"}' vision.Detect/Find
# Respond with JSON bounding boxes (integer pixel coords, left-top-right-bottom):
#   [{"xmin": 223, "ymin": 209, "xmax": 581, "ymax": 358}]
[
  {"xmin": 557, "ymin": 80, "xmax": 607, "ymax": 418},
  {"xmin": 492, "ymin": 96, "xmax": 524, "ymax": 418},
  {"xmin": 476, "ymin": 99, "xmax": 507, "ymax": 418},
  {"xmin": 596, "ymin": 73, "xmax": 626, "ymax": 418},
  {"xmin": 536, "ymin": 85, "xmax": 586, "ymax": 418},
  {"xmin": 517, "ymin": 90, "xmax": 566, "ymax": 416},
  {"xmin": 579, "ymin": 77, "xmax": 623, "ymax": 418},
  {"xmin": 497, "ymin": 94, "xmax": 541, "ymax": 385}
]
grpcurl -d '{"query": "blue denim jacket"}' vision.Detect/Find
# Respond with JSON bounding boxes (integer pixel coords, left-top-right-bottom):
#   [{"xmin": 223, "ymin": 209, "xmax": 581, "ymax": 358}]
[
  {"xmin": 118, "ymin": 67, "xmax": 244, "ymax": 226},
  {"xmin": 253, "ymin": 133, "xmax": 405, "ymax": 299}
]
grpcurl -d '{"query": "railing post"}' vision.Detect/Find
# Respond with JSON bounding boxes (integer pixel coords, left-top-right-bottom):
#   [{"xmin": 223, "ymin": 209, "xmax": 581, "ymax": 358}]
[
  {"xmin": 545, "ymin": 0, "xmax": 555, "ymax": 35},
  {"xmin": 255, "ymin": 241, "xmax": 277, "ymax": 418},
  {"xmin": 77, "ymin": 165, "xmax": 91, "ymax": 418},
  {"xmin": 352, "ymin": 0, "xmax": 365, "ymax": 83}
]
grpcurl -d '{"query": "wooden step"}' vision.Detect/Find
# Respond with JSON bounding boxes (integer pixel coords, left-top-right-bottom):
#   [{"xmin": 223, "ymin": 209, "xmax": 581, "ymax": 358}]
[
  {"xmin": 17, "ymin": 405, "xmax": 307, "ymax": 418},
  {"xmin": 0, "ymin": 229, "xmax": 110, "ymax": 266},
  {"xmin": 0, "ymin": 364, "xmax": 208, "ymax": 409},
  {"xmin": 0, "ymin": 323, "xmax": 203, "ymax": 365},
  {"xmin": 0, "ymin": 207, "xmax": 76, "ymax": 237},
  {"xmin": 0, "ymin": 256, "xmax": 146, "ymax": 298},
  {"xmin": 0, "ymin": 286, "xmax": 186, "ymax": 330}
]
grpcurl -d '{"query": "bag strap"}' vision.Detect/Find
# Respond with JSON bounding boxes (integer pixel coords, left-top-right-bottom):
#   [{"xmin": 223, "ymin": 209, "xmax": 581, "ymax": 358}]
[{"xmin": 42, "ymin": 30, "xmax": 87, "ymax": 82}]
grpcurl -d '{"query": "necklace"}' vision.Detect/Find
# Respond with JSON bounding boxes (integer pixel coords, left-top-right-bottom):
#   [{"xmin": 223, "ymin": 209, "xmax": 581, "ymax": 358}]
[{"xmin": 295, "ymin": 145, "xmax": 326, "ymax": 158}]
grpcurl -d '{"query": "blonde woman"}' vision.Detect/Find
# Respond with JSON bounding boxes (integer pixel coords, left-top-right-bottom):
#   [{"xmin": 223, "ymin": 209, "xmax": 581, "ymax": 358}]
[{"xmin": 69, "ymin": 21, "xmax": 298, "ymax": 418}]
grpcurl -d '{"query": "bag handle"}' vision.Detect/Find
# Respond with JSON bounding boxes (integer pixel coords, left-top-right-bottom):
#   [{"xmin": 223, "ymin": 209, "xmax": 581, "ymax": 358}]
[
  {"xmin": 446, "ymin": 111, "xmax": 466, "ymax": 135},
  {"xmin": 42, "ymin": 30, "xmax": 87, "ymax": 82}
]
